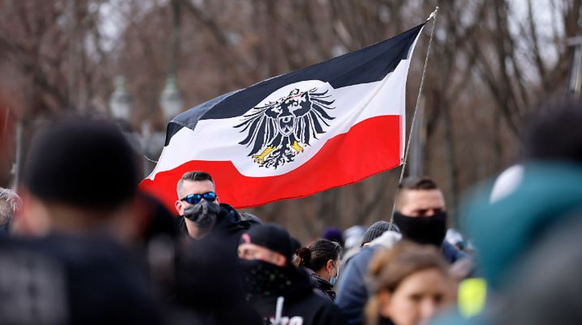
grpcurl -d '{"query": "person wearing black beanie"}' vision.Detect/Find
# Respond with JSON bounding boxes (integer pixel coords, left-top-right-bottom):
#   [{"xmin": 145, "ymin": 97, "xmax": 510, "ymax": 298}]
[
  {"xmin": 1, "ymin": 116, "xmax": 163, "ymax": 325},
  {"xmin": 24, "ymin": 118, "xmax": 139, "ymax": 210},
  {"xmin": 16, "ymin": 116, "xmax": 140, "ymax": 236},
  {"xmin": 238, "ymin": 224, "xmax": 348, "ymax": 325}
]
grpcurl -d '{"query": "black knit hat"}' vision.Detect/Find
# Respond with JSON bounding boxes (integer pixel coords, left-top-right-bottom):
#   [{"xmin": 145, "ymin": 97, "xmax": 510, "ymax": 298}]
[
  {"xmin": 361, "ymin": 221, "xmax": 392, "ymax": 246},
  {"xmin": 23, "ymin": 117, "xmax": 139, "ymax": 212},
  {"xmin": 241, "ymin": 224, "xmax": 294, "ymax": 262}
]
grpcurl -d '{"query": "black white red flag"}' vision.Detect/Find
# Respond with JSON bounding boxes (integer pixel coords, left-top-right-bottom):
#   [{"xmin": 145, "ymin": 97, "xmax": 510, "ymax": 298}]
[{"xmin": 141, "ymin": 23, "xmax": 426, "ymax": 209}]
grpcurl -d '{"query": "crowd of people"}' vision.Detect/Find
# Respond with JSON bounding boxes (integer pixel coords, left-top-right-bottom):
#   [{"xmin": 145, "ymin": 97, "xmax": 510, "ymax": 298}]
[{"xmin": 1, "ymin": 96, "xmax": 582, "ymax": 325}]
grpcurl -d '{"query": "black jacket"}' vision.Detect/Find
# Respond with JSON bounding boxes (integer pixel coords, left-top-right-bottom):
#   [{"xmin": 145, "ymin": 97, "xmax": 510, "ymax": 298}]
[
  {"xmin": 205, "ymin": 203, "xmax": 250, "ymax": 254},
  {"xmin": 175, "ymin": 236, "xmax": 263, "ymax": 325},
  {"xmin": 248, "ymin": 267, "xmax": 348, "ymax": 325},
  {"xmin": 0, "ymin": 233, "xmax": 162, "ymax": 325},
  {"xmin": 305, "ymin": 267, "xmax": 336, "ymax": 302},
  {"xmin": 180, "ymin": 203, "xmax": 251, "ymax": 254}
]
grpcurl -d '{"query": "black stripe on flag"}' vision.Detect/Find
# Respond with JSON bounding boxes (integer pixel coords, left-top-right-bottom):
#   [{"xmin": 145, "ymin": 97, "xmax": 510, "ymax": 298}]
[{"xmin": 166, "ymin": 22, "xmax": 425, "ymax": 145}]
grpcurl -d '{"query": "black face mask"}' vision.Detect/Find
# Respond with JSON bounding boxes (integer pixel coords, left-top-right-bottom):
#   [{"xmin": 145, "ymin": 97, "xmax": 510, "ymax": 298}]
[
  {"xmin": 393, "ymin": 211, "xmax": 447, "ymax": 247},
  {"xmin": 238, "ymin": 259, "xmax": 294, "ymax": 297},
  {"xmin": 183, "ymin": 201, "xmax": 221, "ymax": 228}
]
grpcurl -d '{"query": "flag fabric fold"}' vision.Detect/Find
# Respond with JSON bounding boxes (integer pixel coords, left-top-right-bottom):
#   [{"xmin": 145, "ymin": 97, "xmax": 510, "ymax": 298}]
[{"xmin": 141, "ymin": 23, "xmax": 426, "ymax": 209}]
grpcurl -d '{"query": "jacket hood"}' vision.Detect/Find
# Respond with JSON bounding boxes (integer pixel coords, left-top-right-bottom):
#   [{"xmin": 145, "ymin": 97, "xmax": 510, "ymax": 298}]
[{"xmin": 213, "ymin": 203, "xmax": 249, "ymax": 234}]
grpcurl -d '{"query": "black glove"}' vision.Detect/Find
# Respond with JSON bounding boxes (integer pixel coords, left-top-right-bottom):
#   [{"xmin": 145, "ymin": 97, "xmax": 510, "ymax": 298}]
[{"xmin": 183, "ymin": 201, "xmax": 221, "ymax": 228}]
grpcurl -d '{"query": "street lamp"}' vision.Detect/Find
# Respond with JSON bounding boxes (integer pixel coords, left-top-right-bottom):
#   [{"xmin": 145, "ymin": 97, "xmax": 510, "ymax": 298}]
[
  {"xmin": 109, "ymin": 76, "xmax": 132, "ymax": 122},
  {"xmin": 159, "ymin": 74, "xmax": 183, "ymax": 122}
]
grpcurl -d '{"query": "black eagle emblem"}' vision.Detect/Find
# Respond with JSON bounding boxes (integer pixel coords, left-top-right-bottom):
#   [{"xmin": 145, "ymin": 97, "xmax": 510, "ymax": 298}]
[{"xmin": 235, "ymin": 87, "xmax": 335, "ymax": 169}]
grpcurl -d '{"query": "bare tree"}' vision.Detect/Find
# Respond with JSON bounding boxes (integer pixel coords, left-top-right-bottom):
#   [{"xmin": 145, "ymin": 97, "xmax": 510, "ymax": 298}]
[{"xmin": 0, "ymin": 0, "xmax": 576, "ymax": 242}]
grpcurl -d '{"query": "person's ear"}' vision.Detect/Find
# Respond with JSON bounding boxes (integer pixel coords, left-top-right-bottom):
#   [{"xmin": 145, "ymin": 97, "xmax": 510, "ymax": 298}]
[
  {"xmin": 326, "ymin": 259, "xmax": 334, "ymax": 273},
  {"xmin": 12, "ymin": 188, "xmax": 50, "ymax": 236},
  {"xmin": 175, "ymin": 200, "xmax": 183, "ymax": 216},
  {"xmin": 273, "ymin": 253, "xmax": 287, "ymax": 267},
  {"xmin": 378, "ymin": 290, "xmax": 393, "ymax": 318}
]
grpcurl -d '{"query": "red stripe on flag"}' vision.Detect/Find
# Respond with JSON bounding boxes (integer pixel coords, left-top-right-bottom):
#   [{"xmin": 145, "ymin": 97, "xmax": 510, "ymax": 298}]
[{"xmin": 140, "ymin": 115, "xmax": 401, "ymax": 211}]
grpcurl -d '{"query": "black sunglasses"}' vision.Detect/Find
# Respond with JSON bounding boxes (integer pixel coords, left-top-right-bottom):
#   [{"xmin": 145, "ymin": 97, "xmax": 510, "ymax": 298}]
[{"xmin": 180, "ymin": 192, "xmax": 217, "ymax": 205}]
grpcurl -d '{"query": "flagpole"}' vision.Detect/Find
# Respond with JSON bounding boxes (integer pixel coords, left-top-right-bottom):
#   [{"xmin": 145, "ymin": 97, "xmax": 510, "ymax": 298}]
[{"xmin": 389, "ymin": 7, "xmax": 439, "ymax": 229}]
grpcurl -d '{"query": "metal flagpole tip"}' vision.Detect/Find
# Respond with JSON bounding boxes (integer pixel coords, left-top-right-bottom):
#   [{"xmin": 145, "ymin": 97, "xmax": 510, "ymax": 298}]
[{"xmin": 427, "ymin": 6, "xmax": 439, "ymax": 21}]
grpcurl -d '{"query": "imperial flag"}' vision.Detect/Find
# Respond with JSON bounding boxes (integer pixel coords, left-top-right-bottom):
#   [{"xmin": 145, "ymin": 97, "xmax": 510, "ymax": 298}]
[{"xmin": 141, "ymin": 23, "xmax": 426, "ymax": 209}]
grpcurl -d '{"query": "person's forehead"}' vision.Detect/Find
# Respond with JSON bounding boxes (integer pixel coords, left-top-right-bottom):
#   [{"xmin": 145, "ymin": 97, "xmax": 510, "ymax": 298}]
[
  {"xmin": 402, "ymin": 189, "xmax": 445, "ymax": 208},
  {"xmin": 181, "ymin": 179, "xmax": 215, "ymax": 195},
  {"xmin": 397, "ymin": 268, "xmax": 448, "ymax": 292},
  {"xmin": 239, "ymin": 242, "xmax": 271, "ymax": 254}
]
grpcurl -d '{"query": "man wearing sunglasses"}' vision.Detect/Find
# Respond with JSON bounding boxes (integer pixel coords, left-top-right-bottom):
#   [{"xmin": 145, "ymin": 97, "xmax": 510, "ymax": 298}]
[{"xmin": 175, "ymin": 171, "xmax": 250, "ymax": 245}]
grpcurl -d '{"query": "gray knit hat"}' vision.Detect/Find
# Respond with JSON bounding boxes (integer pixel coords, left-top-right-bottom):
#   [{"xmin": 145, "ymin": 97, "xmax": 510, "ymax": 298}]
[{"xmin": 361, "ymin": 221, "xmax": 392, "ymax": 246}]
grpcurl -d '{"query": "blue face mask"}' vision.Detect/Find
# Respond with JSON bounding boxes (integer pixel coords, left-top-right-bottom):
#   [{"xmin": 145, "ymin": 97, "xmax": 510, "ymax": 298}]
[{"xmin": 330, "ymin": 265, "xmax": 339, "ymax": 286}]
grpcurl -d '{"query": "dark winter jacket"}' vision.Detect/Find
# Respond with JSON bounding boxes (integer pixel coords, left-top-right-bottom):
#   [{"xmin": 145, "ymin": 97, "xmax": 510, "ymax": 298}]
[
  {"xmin": 180, "ymin": 203, "xmax": 251, "ymax": 255},
  {"xmin": 248, "ymin": 267, "xmax": 348, "ymax": 325},
  {"xmin": 336, "ymin": 242, "xmax": 468, "ymax": 325},
  {"xmin": 336, "ymin": 246, "xmax": 376, "ymax": 325},
  {"xmin": 304, "ymin": 267, "xmax": 336, "ymax": 302},
  {"xmin": 0, "ymin": 233, "xmax": 162, "ymax": 325},
  {"xmin": 175, "ymin": 236, "xmax": 263, "ymax": 325},
  {"xmin": 205, "ymin": 203, "xmax": 250, "ymax": 252}
]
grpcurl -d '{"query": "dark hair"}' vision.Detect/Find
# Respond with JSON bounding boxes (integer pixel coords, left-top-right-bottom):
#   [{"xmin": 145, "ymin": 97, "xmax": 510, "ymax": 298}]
[
  {"xmin": 293, "ymin": 239, "xmax": 341, "ymax": 272},
  {"xmin": 398, "ymin": 176, "xmax": 438, "ymax": 190},
  {"xmin": 177, "ymin": 171, "xmax": 214, "ymax": 196},
  {"xmin": 524, "ymin": 97, "xmax": 582, "ymax": 163},
  {"xmin": 23, "ymin": 117, "xmax": 139, "ymax": 212},
  {"xmin": 396, "ymin": 177, "xmax": 440, "ymax": 211}
]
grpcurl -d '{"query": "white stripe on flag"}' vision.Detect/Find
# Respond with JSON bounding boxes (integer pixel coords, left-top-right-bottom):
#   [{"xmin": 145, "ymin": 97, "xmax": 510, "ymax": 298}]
[{"xmin": 148, "ymin": 56, "xmax": 412, "ymax": 180}]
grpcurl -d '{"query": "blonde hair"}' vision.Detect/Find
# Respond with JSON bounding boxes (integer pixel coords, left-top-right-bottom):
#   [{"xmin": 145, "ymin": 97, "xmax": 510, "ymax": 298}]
[{"xmin": 365, "ymin": 241, "xmax": 450, "ymax": 325}]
